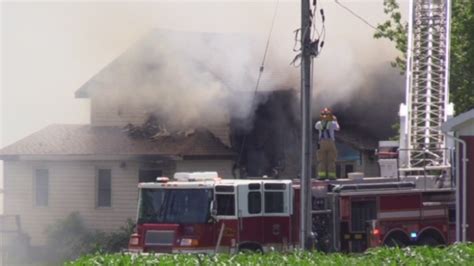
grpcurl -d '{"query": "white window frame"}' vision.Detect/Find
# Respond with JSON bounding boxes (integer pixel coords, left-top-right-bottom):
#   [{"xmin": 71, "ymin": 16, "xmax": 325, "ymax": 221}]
[
  {"xmin": 214, "ymin": 184, "xmax": 238, "ymax": 220},
  {"xmin": 262, "ymin": 180, "xmax": 292, "ymax": 217}
]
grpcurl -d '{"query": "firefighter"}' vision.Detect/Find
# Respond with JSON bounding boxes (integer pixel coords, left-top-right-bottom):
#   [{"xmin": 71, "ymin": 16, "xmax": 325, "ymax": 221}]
[{"xmin": 315, "ymin": 108, "xmax": 340, "ymax": 180}]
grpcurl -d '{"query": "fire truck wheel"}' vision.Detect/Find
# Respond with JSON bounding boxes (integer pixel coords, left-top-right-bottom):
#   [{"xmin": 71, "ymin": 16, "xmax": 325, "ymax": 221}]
[
  {"xmin": 384, "ymin": 237, "xmax": 406, "ymax": 248},
  {"xmin": 383, "ymin": 232, "xmax": 409, "ymax": 248},
  {"xmin": 417, "ymin": 236, "xmax": 441, "ymax": 247},
  {"xmin": 238, "ymin": 243, "xmax": 264, "ymax": 254}
]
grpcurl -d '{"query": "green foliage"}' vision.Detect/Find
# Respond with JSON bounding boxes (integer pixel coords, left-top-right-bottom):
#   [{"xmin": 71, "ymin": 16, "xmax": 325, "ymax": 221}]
[
  {"xmin": 99, "ymin": 219, "xmax": 136, "ymax": 253},
  {"xmin": 389, "ymin": 122, "xmax": 400, "ymax": 141},
  {"xmin": 44, "ymin": 212, "xmax": 134, "ymax": 264},
  {"xmin": 66, "ymin": 243, "xmax": 474, "ymax": 265},
  {"xmin": 374, "ymin": 0, "xmax": 474, "ymax": 114},
  {"xmin": 44, "ymin": 212, "xmax": 96, "ymax": 262},
  {"xmin": 373, "ymin": 0, "xmax": 408, "ymax": 74},
  {"xmin": 450, "ymin": 1, "xmax": 474, "ymax": 114}
]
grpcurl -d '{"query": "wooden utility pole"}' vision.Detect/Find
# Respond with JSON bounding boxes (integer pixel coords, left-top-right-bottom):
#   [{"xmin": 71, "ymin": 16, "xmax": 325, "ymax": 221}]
[{"xmin": 300, "ymin": 0, "xmax": 313, "ymax": 250}]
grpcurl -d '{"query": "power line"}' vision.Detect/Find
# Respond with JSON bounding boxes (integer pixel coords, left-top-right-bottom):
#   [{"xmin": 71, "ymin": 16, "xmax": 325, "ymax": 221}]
[
  {"xmin": 334, "ymin": 0, "xmax": 381, "ymax": 32},
  {"xmin": 252, "ymin": 0, "xmax": 279, "ymax": 96},
  {"xmin": 260, "ymin": 0, "xmax": 280, "ymax": 74},
  {"xmin": 236, "ymin": 0, "xmax": 280, "ymax": 173}
]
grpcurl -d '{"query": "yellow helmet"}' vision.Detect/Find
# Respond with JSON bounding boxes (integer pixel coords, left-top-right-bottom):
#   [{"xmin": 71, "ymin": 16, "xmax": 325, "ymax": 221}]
[{"xmin": 320, "ymin": 107, "xmax": 332, "ymax": 115}]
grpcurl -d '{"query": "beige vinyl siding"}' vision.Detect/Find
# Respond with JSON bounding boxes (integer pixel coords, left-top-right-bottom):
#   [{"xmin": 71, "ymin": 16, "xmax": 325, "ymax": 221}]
[
  {"xmin": 3, "ymin": 160, "xmax": 140, "ymax": 246},
  {"xmin": 176, "ymin": 160, "xmax": 234, "ymax": 179},
  {"xmin": 141, "ymin": 161, "xmax": 176, "ymax": 179},
  {"xmin": 3, "ymin": 159, "xmax": 228, "ymax": 246},
  {"xmin": 90, "ymin": 96, "xmax": 146, "ymax": 126}
]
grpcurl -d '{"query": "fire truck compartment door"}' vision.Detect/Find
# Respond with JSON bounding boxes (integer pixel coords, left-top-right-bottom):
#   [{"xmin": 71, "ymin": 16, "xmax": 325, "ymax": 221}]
[
  {"xmin": 236, "ymin": 182, "xmax": 264, "ymax": 243},
  {"xmin": 237, "ymin": 182, "xmax": 263, "ymax": 217},
  {"xmin": 261, "ymin": 180, "xmax": 292, "ymax": 246}
]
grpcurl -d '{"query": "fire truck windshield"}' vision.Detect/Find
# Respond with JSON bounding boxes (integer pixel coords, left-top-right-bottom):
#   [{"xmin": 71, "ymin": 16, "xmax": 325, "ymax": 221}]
[{"xmin": 137, "ymin": 188, "xmax": 213, "ymax": 224}]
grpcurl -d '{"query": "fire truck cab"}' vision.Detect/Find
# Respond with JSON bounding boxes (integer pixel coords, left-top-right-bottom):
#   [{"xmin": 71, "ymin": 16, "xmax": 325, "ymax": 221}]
[
  {"xmin": 128, "ymin": 172, "xmax": 295, "ymax": 253},
  {"xmin": 128, "ymin": 172, "xmax": 455, "ymax": 254}
]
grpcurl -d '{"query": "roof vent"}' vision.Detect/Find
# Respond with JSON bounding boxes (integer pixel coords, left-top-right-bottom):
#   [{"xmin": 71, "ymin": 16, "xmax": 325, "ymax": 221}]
[{"xmin": 174, "ymin": 172, "xmax": 219, "ymax": 182}]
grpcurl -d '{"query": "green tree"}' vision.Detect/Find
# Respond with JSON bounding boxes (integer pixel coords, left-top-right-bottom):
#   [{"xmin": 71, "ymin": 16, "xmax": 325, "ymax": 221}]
[
  {"xmin": 374, "ymin": 0, "xmax": 474, "ymax": 114},
  {"xmin": 450, "ymin": 1, "xmax": 474, "ymax": 114},
  {"xmin": 373, "ymin": 0, "xmax": 408, "ymax": 74}
]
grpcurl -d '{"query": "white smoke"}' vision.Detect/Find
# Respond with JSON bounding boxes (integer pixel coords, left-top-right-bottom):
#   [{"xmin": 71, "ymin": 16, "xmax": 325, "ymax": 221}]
[
  {"xmin": 83, "ymin": 1, "xmax": 403, "ymax": 131},
  {"xmin": 87, "ymin": 29, "xmax": 299, "ymax": 130}
]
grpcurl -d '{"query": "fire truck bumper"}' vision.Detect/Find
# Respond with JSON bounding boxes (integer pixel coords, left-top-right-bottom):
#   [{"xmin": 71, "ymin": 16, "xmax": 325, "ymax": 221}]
[
  {"xmin": 172, "ymin": 246, "xmax": 237, "ymax": 254},
  {"xmin": 126, "ymin": 248, "xmax": 144, "ymax": 253},
  {"xmin": 172, "ymin": 248, "xmax": 216, "ymax": 254}
]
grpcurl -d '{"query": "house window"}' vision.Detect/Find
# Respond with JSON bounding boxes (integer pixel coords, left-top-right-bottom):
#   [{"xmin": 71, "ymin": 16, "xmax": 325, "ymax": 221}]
[
  {"xmin": 35, "ymin": 169, "xmax": 49, "ymax": 207},
  {"xmin": 248, "ymin": 192, "xmax": 262, "ymax": 214},
  {"xmin": 97, "ymin": 169, "xmax": 112, "ymax": 207},
  {"xmin": 139, "ymin": 169, "xmax": 163, "ymax": 183}
]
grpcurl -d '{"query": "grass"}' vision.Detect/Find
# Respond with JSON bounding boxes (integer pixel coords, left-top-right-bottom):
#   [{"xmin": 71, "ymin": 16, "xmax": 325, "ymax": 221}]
[{"xmin": 66, "ymin": 243, "xmax": 474, "ymax": 266}]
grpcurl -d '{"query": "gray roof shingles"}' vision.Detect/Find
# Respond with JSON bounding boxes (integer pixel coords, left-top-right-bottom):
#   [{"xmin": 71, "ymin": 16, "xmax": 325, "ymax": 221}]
[{"xmin": 0, "ymin": 124, "xmax": 235, "ymax": 158}]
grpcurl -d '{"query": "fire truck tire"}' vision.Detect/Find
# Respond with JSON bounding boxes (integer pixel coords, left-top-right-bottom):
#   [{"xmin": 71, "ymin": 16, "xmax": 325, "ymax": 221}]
[
  {"xmin": 384, "ymin": 237, "xmax": 406, "ymax": 247},
  {"xmin": 383, "ymin": 231, "xmax": 409, "ymax": 247},
  {"xmin": 238, "ymin": 243, "xmax": 264, "ymax": 254},
  {"xmin": 417, "ymin": 236, "xmax": 442, "ymax": 247},
  {"xmin": 417, "ymin": 229, "xmax": 446, "ymax": 246}
]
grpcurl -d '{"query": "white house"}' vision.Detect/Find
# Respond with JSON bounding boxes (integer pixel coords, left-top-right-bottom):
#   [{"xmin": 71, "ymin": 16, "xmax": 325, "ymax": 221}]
[{"xmin": 0, "ymin": 30, "xmax": 237, "ymax": 246}]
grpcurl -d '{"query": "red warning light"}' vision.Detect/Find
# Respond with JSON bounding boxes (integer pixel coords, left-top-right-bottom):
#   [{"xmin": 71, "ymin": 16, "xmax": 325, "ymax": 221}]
[{"xmin": 372, "ymin": 228, "xmax": 381, "ymax": 236}]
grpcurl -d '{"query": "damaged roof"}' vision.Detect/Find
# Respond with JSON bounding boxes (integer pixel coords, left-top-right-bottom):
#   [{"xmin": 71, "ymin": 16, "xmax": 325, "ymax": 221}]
[{"xmin": 0, "ymin": 124, "xmax": 235, "ymax": 160}]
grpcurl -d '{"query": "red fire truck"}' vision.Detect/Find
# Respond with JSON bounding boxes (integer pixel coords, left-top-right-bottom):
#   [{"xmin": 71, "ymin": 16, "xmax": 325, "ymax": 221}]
[{"xmin": 128, "ymin": 172, "xmax": 455, "ymax": 253}]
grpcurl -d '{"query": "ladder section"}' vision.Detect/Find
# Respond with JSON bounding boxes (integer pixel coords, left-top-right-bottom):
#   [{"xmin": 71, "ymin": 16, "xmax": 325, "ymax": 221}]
[{"xmin": 406, "ymin": 0, "xmax": 451, "ymax": 169}]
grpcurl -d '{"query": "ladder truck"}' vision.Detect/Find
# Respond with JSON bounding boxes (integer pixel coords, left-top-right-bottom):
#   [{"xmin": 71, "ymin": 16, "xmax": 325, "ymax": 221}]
[{"xmin": 397, "ymin": 0, "xmax": 463, "ymax": 243}]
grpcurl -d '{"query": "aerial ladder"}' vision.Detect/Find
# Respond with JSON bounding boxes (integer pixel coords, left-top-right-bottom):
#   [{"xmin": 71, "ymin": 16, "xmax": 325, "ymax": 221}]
[{"xmin": 399, "ymin": 0, "xmax": 454, "ymax": 185}]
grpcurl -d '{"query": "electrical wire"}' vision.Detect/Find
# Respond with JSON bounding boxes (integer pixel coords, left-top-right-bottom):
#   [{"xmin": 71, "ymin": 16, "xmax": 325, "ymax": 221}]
[
  {"xmin": 311, "ymin": 1, "xmax": 327, "ymax": 57},
  {"xmin": 312, "ymin": 0, "xmax": 321, "ymax": 39},
  {"xmin": 291, "ymin": 0, "xmax": 326, "ymax": 67},
  {"xmin": 251, "ymin": 0, "xmax": 280, "ymax": 96},
  {"xmin": 259, "ymin": 0, "xmax": 280, "ymax": 76},
  {"xmin": 334, "ymin": 0, "xmax": 381, "ymax": 32},
  {"xmin": 292, "ymin": 29, "xmax": 301, "ymax": 52},
  {"xmin": 236, "ymin": 0, "xmax": 280, "ymax": 171},
  {"xmin": 316, "ymin": 7, "xmax": 326, "ymax": 56}
]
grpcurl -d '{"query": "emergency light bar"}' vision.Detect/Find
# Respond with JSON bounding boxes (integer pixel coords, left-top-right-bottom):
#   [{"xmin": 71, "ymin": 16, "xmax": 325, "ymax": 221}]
[
  {"xmin": 156, "ymin": 177, "xmax": 169, "ymax": 183},
  {"xmin": 173, "ymin": 172, "xmax": 219, "ymax": 181}
]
